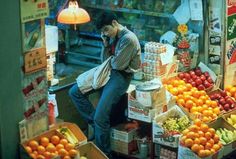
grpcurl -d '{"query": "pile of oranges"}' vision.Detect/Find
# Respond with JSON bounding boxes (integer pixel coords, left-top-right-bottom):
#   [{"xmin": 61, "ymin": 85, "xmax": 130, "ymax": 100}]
[
  {"xmin": 24, "ymin": 135, "xmax": 78, "ymax": 159},
  {"xmin": 225, "ymin": 85, "xmax": 236, "ymax": 100},
  {"xmin": 180, "ymin": 119, "xmax": 222, "ymax": 158},
  {"xmin": 165, "ymin": 79, "xmax": 220, "ymax": 123}
]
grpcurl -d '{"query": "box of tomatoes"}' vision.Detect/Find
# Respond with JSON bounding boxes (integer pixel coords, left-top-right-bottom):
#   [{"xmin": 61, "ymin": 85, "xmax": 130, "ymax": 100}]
[{"xmin": 20, "ymin": 122, "xmax": 108, "ymax": 159}]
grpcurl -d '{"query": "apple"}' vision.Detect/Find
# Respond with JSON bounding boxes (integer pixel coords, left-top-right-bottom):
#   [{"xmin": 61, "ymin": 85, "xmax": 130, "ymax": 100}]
[
  {"xmin": 191, "ymin": 81, "xmax": 196, "ymax": 87},
  {"xmin": 178, "ymin": 72, "xmax": 185, "ymax": 79},
  {"xmin": 195, "ymin": 69, "xmax": 202, "ymax": 76},
  {"xmin": 197, "ymin": 84, "xmax": 205, "ymax": 90},
  {"xmin": 191, "ymin": 75, "xmax": 197, "ymax": 80},
  {"xmin": 204, "ymin": 72, "xmax": 210, "ymax": 77},
  {"xmin": 189, "ymin": 70, "xmax": 195, "ymax": 76},
  {"xmin": 226, "ymin": 98, "xmax": 234, "ymax": 105},
  {"xmin": 203, "ymin": 81, "xmax": 211, "ymax": 88},
  {"xmin": 221, "ymin": 90, "xmax": 227, "ymax": 97},
  {"xmin": 184, "ymin": 73, "xmax": 191, "ymax": 80},
  {"xmin": 230, "ymin": 103, "xmax": 235, "ymax": 109},
  {"xmin": 224, "ymin": 104, "xmax": 230, "ymax": 111},
  {"xmin": 195, "ymin": 78, "xmax": 203, "ymax": 85},
  {"xmin": 200, "ymin": 75, "xmax": 206, "ymax": 81},
  {"xmin": 188, "ymin": 79, "xmax": 193, "ymax": 83},
  {"xmin": 207, "ymin": 77, "xmax": 213, "ymax": 84},
  {"xmin": 219, "ymin": 98, "xmax": 226, "ymax": 105},
  {"xmin": 209, "ymin": 94, "xmax": 216, "ymax": 100}
]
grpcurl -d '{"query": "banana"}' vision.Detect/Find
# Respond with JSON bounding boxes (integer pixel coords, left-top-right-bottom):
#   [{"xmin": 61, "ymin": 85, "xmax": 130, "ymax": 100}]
[{"xmin": 57, "ymin": 127, "xmax": 79, "ymax": 145}]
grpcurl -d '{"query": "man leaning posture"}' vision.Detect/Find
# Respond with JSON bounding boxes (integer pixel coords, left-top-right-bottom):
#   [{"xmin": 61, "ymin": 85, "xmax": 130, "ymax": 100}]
[{"xmin": 69, "ymin": 11, "xmax": 141, "ymax": 157}]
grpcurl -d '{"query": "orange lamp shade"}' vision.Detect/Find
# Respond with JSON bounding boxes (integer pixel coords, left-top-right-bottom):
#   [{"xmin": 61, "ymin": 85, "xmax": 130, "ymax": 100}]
[{"xmin": 57, "ymin": 1, "xmax": 90, "ymax": 24}]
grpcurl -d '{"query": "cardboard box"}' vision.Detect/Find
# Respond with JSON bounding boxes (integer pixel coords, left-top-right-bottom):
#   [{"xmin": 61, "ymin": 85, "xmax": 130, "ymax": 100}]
[
  {"xmin": 110, "ymin": 139, "xmax": 137, "ymax": 155},
  {"xmin": 110, "ymin": 123, "xmax": 138, "ymax": 155},
  {"xmin": 152, "ymin": 106, "xmax": 190, "ymax": 148},
  {"xmin": 208, "ymin": 117, "xmax": 236, "ymax": 156},
  {"xmin": 20, "ymin": 122, "xmax": 88, "ymax": 159},
  {"xmin": 222, "ymin": 109, "xmax": 236, "ymax": 128},
  {"xmin": 110, "ymin": 123, "xmax": 137, "ymax": 143},
  {"xmin": 155, "ymin": 144, "xmax": 178, "ymax": 159},
  {"xmin": 78, "ymin": 142, "xmax": 108, "ymax": 159},
  {"xmin": 178, "ymin": 143, "xmax": 223, "ymax": 159},
  {"xmin": 128, "ymin": 105, "xmax": 157, "ymax": 123}
]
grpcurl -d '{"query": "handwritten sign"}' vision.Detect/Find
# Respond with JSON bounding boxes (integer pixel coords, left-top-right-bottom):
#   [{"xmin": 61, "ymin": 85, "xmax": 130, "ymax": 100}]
[
  {"xmin": 20, "ymin": 0, "xmax": 49, "ymax": 23},
  {"xmin": 24, "ymin": 48, "xmax": 46, "ymax": 73}
]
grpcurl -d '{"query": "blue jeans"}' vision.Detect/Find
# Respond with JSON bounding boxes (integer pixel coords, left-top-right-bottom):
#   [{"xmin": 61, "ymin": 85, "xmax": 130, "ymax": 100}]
[{"xmin": 69, "ymin": 70, "xmax": 132, "ymax": 155}]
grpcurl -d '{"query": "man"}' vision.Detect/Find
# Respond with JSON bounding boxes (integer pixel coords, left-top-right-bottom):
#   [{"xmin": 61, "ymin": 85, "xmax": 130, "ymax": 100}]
[{"xmin": 69, "ymin": 11, "xmax": 141, "ymax": 157}]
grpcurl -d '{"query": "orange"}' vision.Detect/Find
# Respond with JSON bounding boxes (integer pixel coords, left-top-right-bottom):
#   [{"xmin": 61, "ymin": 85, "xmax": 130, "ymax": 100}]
[
  {"xmin": 50, "ymin": 152, "xmax": 58, "ymax": 158},
  {"xmin": 210, "ymin": 101, "xmax": 218, "ymax": 108},
  {"xmin": 198, "ymin": 130, "xmax": 205, "ymax": 137},
  {"xmin": 185, "ymin": 138, "xmax": 194, "ymax": 147},
  {"xmin": 225, "ymin": 85, "xmax": 233, "ymax": 92},
  {"xmin": 169, "ymin": 87, "xmax": 179, "ymax": 96},
  {"xmin": 56, "ymin": 143, "xmax": 64, "ymax": 150},
  {"xmin": 37, "ymin": 145, "xmax": 46, "ymax": 154},
  {"xmin": 213, "ymin": 107, "xmax": 220, "ymax": 115},
  {"xmin": 29, "ymin": 153, "xmax": 37, "ymax": 159},
  {"xmin": 190, "ymin": 106, "xmax": 198, "ymax": 113},
  {"xmin": 191, "ymin": 144, "xmax": 200, "ymax": 153},
  {"xmin": 40, "ymin": 137, "xmax": 49, "ymax": 147},
  {"xmin": 230, "ymin": 87, "xmax": 236, "ymax": 95},
  {"xmin": 199, "ymin": 137, "xmax": 207, "ymax": 146},
  {"xmin": 185, "ymin": 100, "xmax": 194, "ymax": 109},
  {"xmin": 200, "ymin": 124, "xmax": 209, "ymax": 132},
  {"xmin": 177, "ymin": 98, "xmax": 185, "ymax": 106},
  {"xmin": 50, "ymin": 135, "xmax": 60, "ymax": 145},
  {"xmin": 186, "ymin": 132, "xmax": 196, "ymax": 139},
  {"xmin": 42, "ymin": 151, "xmax": 51, "ymax": 158},
  {"xmin": 188, "ymin": 125, "xmax": 199, "ymax": 132},
  {"xmin": 180, "ymin": 135, "xmax": 187, "ymax": 146},
  {"xmin": 205, "ymin": 142, "xmax": 213, "ymax": 150},
  {"xmin": 182, "ymin": 129, "xmax": 189, "ymax": 136},
  {"xmin": 194, "ymin": 138, "xmax": 200, "ymax": 144},
  {"xmin": 194, "ymin": 119, "xmax": 202, "ymax": 127},
  {"xmin": 186, "ymin": 83, "xmax": 192, "ymax": 91},
  {"xmin": 213, "ymin": 135, "xmax": 220, "ymax": 143},
  {"xmin": 25, "ymin": 146, "xmax": 32, "ymax": 154},
  {"xmin": 65, "ymin": 143, "xmax": 75, "ymax": 151},
  {"xmin": 208, "ymin": 128, "xmax": 216, "ymax": 136},
  {"xmin": 212, "ymin": 144, "xmax": 220, "ymax": 151},
  {"xmin": 210, "ymin": 148, "xmax": 216, "ymax": 154},
  {"xmin": 202, "ymin": 116, "xmax": 210, "ymax": 123},
  {"xmin": 199, "ymin": 145, "xmax": 204, "ymax": 151},
  {"xmin": 199, "ymin": 90, "xmax": 207, "ymax": 96},
  {"xmin": 205, "ymin": 149, "xmax": 212, "ymax": 157},
  {"xmin": 208, "ymin": 138, "xmax": 215, "ymax": 145},
  {"xmin": 36, "ymin": 154, "xmax": 45, "ymax": 159},
  {"xmin": 60, "ymin": 139, "xmax": 68, "ymax": 146},
  {"xmin": 198, "ymin": 150, "xmax": 207, "ymax": 158},
  {"xmin": 196, "ymin": 99, "xmax": 204, "ymax": 106},
  {"xmin": 28, "ymin": 140, "xmax": 39, "ymax": 151},
  {"xmin": 171, "ymin": 80, "xmax": 179, "ymax": 87},
  {"xmin": 192, "ymin": 91, "xmax": 201, "ymax": 98},
  {"xmin": 200, "ymin": 96, "xmax": 207, "ymax": 103},
  {"xmin": 46, "ymin": 143, "xmax": 56, "ymax": 153},
  {"xmin": 68, "ymin": 149, "xmax": 78, "ymax": 157},
  {"xmin": 58, "ymin": 148, "xmax": 68, "ymax": 157},
  {"xmin": 63, "ymin": 156, "xmax": 72, "ymax": 159}
]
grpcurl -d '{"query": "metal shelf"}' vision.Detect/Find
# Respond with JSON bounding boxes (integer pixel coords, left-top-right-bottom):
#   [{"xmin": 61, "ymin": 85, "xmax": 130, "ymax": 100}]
[{"xmin": 84, "ymin": 5, "xmax": 173, "ymax": 18}]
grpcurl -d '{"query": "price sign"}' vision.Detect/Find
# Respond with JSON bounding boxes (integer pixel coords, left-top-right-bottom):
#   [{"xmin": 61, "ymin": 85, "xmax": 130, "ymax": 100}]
[
  {"xmin": 24, "ymin": 48, "xmax": 46, "ymax": 73},
  {"xmin": 20, "ymin": 0, "xmax": 49, "ymax": 23}
]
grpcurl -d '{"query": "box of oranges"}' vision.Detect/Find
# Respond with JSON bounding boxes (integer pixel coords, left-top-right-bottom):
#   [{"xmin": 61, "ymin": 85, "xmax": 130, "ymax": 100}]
[
  {"xmin": 178, "ymin": 119, "xmax": 224, "ymax": 159},
  {"xmin": 20, "ymin": 122, "xmax": 88, "ymax": 159},
  {"xmin": 208, "ymin": 117, "xmax": 236, "ymax": 156}
]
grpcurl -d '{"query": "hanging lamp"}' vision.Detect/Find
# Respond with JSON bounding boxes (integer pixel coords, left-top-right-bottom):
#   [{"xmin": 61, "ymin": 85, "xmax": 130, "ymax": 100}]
[{"xmin": 57, "ymin": 0, "xmax": 90, "ymax": 30}]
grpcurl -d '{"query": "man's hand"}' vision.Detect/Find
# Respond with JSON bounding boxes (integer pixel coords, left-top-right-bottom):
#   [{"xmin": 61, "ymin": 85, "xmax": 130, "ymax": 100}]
[{"xmin": 101, "ymin": 34, "xmax": 109, "ymax": 47}]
